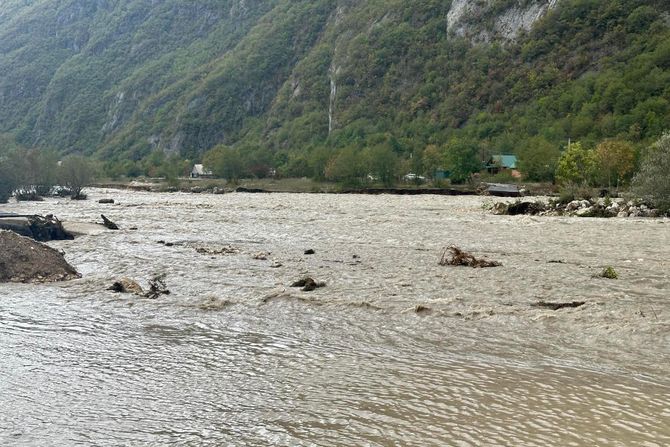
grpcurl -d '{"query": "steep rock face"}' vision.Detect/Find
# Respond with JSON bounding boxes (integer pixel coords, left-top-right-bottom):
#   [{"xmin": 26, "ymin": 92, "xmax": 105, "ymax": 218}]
[
  {"xmin": 0, "ymin": 0, "xmax": 669, "ymax": 163},
  {"xmin": 447, "ymin": 0, "xmax": 560, "ymax": 41}
]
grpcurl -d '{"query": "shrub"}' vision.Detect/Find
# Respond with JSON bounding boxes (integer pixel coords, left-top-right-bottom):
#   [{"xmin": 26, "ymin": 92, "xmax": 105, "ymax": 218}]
[{"xmin": 633, "ymin": 132, "xmax": 670, "ymax": 212}]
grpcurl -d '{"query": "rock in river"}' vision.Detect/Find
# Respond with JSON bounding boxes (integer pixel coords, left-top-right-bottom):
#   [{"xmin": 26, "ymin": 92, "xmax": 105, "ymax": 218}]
[{"xmin": 0, "ymin": 230, "xmax": 80, "ymax": 283}]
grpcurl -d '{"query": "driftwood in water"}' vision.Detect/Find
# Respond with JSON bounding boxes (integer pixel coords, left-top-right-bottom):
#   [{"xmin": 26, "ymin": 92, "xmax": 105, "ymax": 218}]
[
  {"xmin": 146, "ymin": 274, "xmax": 171, "ymax": 299},
  {"xmin": 532, "ymin": 301, "xmax": 586, "ymax": 310},
  {"xmin": 101, "ymin": 214, "xmax": 119, "ymax": 230},
  {"xmin": 439, "ymin": 246, "xmax": 501, "ymax": 268}
]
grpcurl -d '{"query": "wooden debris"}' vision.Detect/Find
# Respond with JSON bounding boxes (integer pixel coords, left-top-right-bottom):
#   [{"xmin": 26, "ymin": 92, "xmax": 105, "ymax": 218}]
[
  {"xmin": 532, "ymin": 301, "xmax": 586, "ymax": 310},
  {"xmin": 439, "ymin": 246, "xmax": 501, "ymax": 268},
  {"xmin": 195, "ymin": 245, "xmax": 239, "ymax": 255},
  {"xmin": 101, "ymin": 214, "xmax": 119, "ymax": 230},
  {"xmin": 145, "ymin": 274, "xmax": 170, "ymax": 299}
]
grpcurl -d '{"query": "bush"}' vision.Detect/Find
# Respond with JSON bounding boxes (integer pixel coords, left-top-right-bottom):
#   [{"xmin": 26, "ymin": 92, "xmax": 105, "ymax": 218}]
[{"xmin": 633, "ymin": 132, "xmax": 670, "ymax": 212}]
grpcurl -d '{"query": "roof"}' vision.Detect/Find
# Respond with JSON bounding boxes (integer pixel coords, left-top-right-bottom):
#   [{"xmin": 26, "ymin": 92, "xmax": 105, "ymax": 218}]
[
  {"xmin": 191, "ymin": 164, "xmax": 212, "ymax": 175},
  {"xmin": 488, "ymin": 155, "xmax": 518, "ymax": 169},
  {"xmin": 486, "ymin": 183, "xmax": 521, "ymax": 197}
]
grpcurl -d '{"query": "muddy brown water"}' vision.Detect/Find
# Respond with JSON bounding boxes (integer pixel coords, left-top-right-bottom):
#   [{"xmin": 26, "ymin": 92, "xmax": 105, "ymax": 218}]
[{"xmin": 1, "ymin": 189, "xmax": 669, "ymax": 446}]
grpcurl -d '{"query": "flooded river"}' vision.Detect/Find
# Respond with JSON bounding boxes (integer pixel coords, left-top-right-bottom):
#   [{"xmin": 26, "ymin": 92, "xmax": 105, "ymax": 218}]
[{"xmin": 1, "ymin": 189, "xmax": 669, "ymax": 446}]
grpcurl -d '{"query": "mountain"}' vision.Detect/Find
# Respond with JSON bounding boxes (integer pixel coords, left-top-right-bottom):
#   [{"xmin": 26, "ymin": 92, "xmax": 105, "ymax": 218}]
[{"xmin": 0, "ymin": 0, "xmax": 669, "ymax": 179}]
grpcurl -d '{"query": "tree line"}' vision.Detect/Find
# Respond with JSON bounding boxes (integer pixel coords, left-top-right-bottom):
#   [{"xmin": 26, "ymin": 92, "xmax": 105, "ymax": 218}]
[{"xmin": 0, "ymin": 149, "xmax": 94, "ymax": 203}]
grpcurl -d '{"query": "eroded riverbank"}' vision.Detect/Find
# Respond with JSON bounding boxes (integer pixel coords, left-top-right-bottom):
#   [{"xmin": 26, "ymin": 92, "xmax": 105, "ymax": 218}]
[{"xmin": 1, "ymin": 189, "xmax": 669, "ymax": 446}]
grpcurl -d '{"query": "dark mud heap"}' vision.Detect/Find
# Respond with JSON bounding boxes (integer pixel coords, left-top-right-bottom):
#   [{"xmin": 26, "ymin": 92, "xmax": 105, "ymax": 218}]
[{"xmin": 0, "ymin": 230, "xmax": 80, "ymax": 283}]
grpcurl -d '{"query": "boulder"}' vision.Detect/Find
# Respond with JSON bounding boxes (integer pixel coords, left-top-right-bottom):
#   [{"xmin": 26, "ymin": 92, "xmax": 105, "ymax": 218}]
[
  {"xmin": 108, "ymin": 278, "xmax": 144, "ymax": 295},
  {"xmin": 606, "ymin": 202, "xmax": 620, "ymax": 213},
  {"xmin": 505, "ymin": 201, "xmax": 546, "ymax": 216},
  {"xmin": 290, "ymin": 277, "xmax": 326, "ymax": 292},
  {"xmin": 575, "ymin": 207, "xmax": 594, "ymax": 217},
  {"xmin": 566, "ymin": 200, "xmax": 581, "ymax": 212},
  {"xmin": 0, "ymin": 231, "xmax": 80, "ymax": 283}
]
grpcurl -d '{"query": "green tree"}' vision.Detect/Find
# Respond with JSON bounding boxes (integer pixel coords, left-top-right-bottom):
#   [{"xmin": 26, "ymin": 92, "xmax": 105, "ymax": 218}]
[
  {"xmin": 203, "ymin": 145, "xmax": 244, "ymax": 181},
  {"xmin": 422, "ymin": 144, "xmax": 444, "ymax": 178},
  {"xmin": 517, "ymin": 137, "xmax": 561, "ymax": 182},
  {"xmin": 555, "ymin": 142, "xmax": 596, "ymax": 186},
  {"xmin": 159, "ymin": 155, "xmax": 189, "ymax": 187},
  {"xmin": 593, "ymin": 139, "xmax": 636, "ymax": 188},
  {"xmin": 443, "ymin": 139, "xmax": 481, "ymax": 183},
  {"xmin": 324, "ymin": 147, "xmax": 365, "ymax": 186},
  {"xmin": 363, "ymin": 144, "xmax": 399, "ymax": 186},
  {"xmin": 633, "ymin": 132, "xmax": 670, "ymax": 212}
]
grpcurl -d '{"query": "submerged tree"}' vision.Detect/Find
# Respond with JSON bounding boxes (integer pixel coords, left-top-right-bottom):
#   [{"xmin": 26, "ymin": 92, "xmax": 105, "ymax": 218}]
[
  {"xmin": 59, "ymin": 155, "xmax": 93, "ymax": 199},
  {"xmin": 633, "ymin": 132, "xmax": 670, "ymax": 212}
]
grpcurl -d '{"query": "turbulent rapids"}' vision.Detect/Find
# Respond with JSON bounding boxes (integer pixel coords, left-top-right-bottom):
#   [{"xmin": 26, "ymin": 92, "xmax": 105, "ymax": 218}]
[{"xmin": 1, "ymin": 189, "xmax": 669, "ymax": 446}]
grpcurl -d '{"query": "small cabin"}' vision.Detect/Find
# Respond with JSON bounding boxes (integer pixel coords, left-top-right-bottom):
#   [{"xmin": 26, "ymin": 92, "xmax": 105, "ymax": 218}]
[
  {"xmin": 190, "ymin": 164, "xmax": 213, "ymax": 178},
  {"xmin": 485, "ymin": 155, "xmax": 521, "ymax": 178}
]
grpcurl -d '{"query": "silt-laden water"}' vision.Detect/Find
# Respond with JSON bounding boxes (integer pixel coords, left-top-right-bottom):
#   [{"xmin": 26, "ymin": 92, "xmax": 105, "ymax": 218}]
[{"xmin": 1, "ymin": 189, "xmax": 669, "ymax": 446}]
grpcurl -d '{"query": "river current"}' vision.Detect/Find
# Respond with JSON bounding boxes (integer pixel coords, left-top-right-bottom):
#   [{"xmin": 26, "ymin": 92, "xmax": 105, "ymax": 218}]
[{"xmin": 1, "ymin": 189, "xmax": 669, "ymax": 446}]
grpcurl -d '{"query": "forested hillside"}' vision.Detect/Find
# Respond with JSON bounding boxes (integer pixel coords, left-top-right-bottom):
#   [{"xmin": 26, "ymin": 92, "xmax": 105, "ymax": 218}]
[{"xmin": 0, "ymin": 0, "xmax": 669, "ymax": 181}]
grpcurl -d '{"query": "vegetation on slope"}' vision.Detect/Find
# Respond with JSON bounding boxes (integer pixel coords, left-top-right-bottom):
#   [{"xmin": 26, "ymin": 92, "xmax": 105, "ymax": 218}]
[{"xmin": 0, "ymin": 0, "xmax": 668, "ymax": 185}]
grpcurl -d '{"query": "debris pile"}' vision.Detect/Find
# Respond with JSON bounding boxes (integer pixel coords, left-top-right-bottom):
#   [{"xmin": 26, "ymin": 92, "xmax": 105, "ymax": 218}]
[
  {"xmin": 439, "ymin": 246, "xmax": 502, "ymax": 268},
  {"xmin": 195, "ymin": 245, "xmax": 239, "ymax": 255},
  {"xmin": 146, "ymin": 274, "xmax": 171, "ymax": 299}
]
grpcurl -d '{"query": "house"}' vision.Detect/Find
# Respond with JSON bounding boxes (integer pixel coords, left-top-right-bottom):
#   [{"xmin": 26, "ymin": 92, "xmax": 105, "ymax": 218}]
[
  {"xmin": 485, "ymin": 155, "xmax": 521, "ymax": 178},
  {"xmin": 190, "ymin": 164, "xmax": 213, "ymax": 178},
  {"xmin": 433, "ymin": 169, "xmax": 450, "ymax": 180}
]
